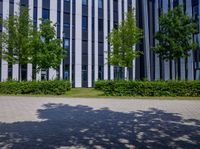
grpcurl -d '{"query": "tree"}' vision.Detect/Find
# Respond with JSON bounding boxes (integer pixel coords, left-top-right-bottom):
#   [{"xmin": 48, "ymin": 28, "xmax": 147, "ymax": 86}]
[
  {"xmin": 30, "ymin": 19, "xmax": 64, "ymax": 80},
  {"xmin": 107, "ymin": 9, "xmax": 143, "ymax": 79},
  {"xmin": 152, "ymin": 5, "xmax": 198, "ymax": 79},
  {"xmin": 0, "ymin": 6, "xmax": 33, "ymax": 81}
]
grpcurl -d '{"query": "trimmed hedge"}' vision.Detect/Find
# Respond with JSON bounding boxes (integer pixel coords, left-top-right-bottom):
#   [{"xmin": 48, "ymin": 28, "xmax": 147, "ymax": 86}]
[
  {"xmin": 95, "ymin": 80, "xmax": 200, "ymax": 97},
  {"xmin": 0, "ymin": 80, "xmax": 71, "ymax": 95}
]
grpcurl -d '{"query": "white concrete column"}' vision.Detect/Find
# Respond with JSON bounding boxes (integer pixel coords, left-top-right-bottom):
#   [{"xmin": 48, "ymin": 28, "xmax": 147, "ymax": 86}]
[
  {"xmin": 186, "ymin": 0, "xmax": 194, "ymax": 80},
  {"xmin": 60, "ymin": 0, "xmax": 64, "ymax": 80},
  {"xmin": 49, "ymin": 0, "xmax": 57, "ymax": 80},
  {"xmin": 88, "ymin": 0, "xmax": 92, "ymax": 87},
  {"xmin": 178, "ymin": 0, "xmax": 186, "ymax": 80},
  {"xmin": 27, "ymin": 0, "xmax": 34, "ymax": 81},
  {"xmin": 118, "ymin": 0, "xmax": 122, "ymax": 78},
  {"xmin": 179, "ymin": 0, "xmax": 183, "ymax": 5},
  {"xmin": 75, "ymin": 0, "xmax": 82, "ymax": 87},
  {"xmin": 69, "ymin": 0, "xmax": 73, "ymax": 82},
  {"xmin": 14, "ymin": 0, "xmax": 20, "ymax": 14},
  {"xmin": 198, "ymin": 0, "xmax": 200, "ymax": 79},
  {"xmin": 124, "ymin": 0, "xmax": 128, "ymax": 79},
  {"xmin": 36, "ymin": 0, "xmax": 42, "ymax": 81},
  {"xmin": 170, "ymin": 0, "xmax": 173, "ymax": 9},
  {"xmin": 170, "ymin": 0, "xmax": 175, "ymax": 80},
  {"xmin": 154, "ymin": 0, "xmax": 160, "ymax": 80},
  {"xmin": 103, "ymin": 0, "xmax": 108, "ymax": 81},
  {"xmin": 94, "ymin": 0, "xmax": 99, "ymax": 82},
  {"xmin": 12, "ymin": 0, "xmax": 20, "ymax": 81},
  {"xmin": 142, "ymin": 0, "xmax": 151, "ymax": 80},
  {"xmin": 1, "ymin": 0, "xmax": 9, "ymax": 81},
  {"xmin": 132, "ymin": 0, "xmax": 136, "ymax": 80},
  {"xmin": 110, "ymin": 0, "xmax": 114, "ymax": 80},
  {"xmin": 162, "ymin": 0, "xmax": 170, "ymax": 80}
]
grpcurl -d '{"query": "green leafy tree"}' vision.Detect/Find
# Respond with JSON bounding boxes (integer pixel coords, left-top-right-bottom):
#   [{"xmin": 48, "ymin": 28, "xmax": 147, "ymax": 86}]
[
  {"xmin": 108, "ymin": 10, "xmax": 143, "ymax": 79},
  {"xmin": 30, "ymin": 19, "xmax": 64, "ymax": 80},
  {"xmin": 0, "ymin": 6, "xmax": 33, "ymax": 81},
  {"xmin": 152, "ymin": 5, "xmax": 198, "ymax": 79}
]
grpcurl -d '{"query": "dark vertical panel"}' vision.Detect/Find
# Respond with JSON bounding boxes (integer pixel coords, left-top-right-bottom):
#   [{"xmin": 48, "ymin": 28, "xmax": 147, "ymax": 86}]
[
  {"xmin": 82, "ymin": 0, "xmax": 88, "ymax": 87},
  {"xmin": 8, "ymin": 0, "xmax": 14, "ymax": 79},
  {"xmin": 136, "ymin": 0, "xmax": 145, "ymax": 80},
  {"xmin": 72, "ymin": 0, "xmax": 76, "ymax": 87},
  {"xmin": 98, "ymin": 0, "xmax": 104, "ymax": 81},
  {"xmin": 107, "ymin": 0, "xmax": 110, "ymax": 80},
  {"xmin": 148, "ymin": 0, "xmax": 155, "ymax": 80},
  {"xmin": 20, "ymin": 0, "xmax": 29, "ymax": 6},
  {"xmin": 57, "ymin": 0, "xmax": 61, "ymax": 38},
  {"xmin": 33, "ymin": 0, "xmax": 37, "ymax": 27},
  {"xmin": 63, "ymin": 0, "xmax": 71, "ymax": 82},
  {"xmin": 42, "ymin": 0, "xmax": 50, "ymax": 19},
  {"xmin": 92, "ymin": 0, "xmax": 95, "ymax": 85},
  {"xmin": 20, "ymin": 0, "xmax": 29, "ymax": 81}
]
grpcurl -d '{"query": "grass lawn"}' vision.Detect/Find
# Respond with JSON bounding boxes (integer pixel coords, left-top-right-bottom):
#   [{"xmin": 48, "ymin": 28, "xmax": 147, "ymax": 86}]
[
  {"xmin": 64, "ymin": 88, "xmax": 200, "ymax": 100},
  {"xmin": 65, "ymin": 88, "xmax": 104, "ymax": 98},
  {"xmin": 0, "ymin": 88, "xmax": 199, "ymax": 100}
]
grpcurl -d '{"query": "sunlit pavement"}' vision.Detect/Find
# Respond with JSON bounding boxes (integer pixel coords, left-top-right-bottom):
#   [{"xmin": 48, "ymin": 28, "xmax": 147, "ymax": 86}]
[{"xmin": 0, "ymin": 96, "xmax": 200, "ymax": 149}]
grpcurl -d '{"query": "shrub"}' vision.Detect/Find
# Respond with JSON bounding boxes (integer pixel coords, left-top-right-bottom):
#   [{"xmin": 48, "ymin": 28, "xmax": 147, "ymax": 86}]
[
  {"xmin": 0, "ymin": 80, "xmax": 71, "ymax": 95},
  {"xmin": 95, "ymin": 80, "xmax": 200, "ymax": 97}
]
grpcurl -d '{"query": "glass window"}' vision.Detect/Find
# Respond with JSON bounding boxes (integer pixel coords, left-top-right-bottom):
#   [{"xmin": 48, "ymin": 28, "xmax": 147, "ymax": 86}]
[
  {"xmin": 41, "ymin": 69, "xmax": 48, "ymax": 80},
  {"xmin": 8, "ymin": 63, "xmax": 12, "ymax": 80},
  {"xmin": 82, "ymin": 65, "xmax": 88, "ymax": 82},
  {"xmin": 21, "ymin": 65, "xmax": 27, "ymax": 81},
  {"xmin": 42, "ymin": 9, "xmax": 49, "ymax": 19},
  {"xmin": 0, "ymin": 0, "xmax": 3, "ymax": 15},
  {"xmin": 98, "ymin": 66, "xmax": 104, "ymax": 80},
  {"xmin": 64, "ymin": 64, "xmax": 69, "ymax": 80},
  {"xmin": 98, "ymin": 0, "xmax": 103, "ymax": 9},
  {"xmin": 98, "ymin": 19, "xmax": 103, "ymax": 31},
  {"xmin": 193, "ymin": 5, "xmax": 199, "ymax": 33},
  {"xmin": 82, "ymin": 16, "xmax": 88, "ymax": 31},
  {"xmin": 82, "ymin": 0, "xmax": 87, "ymax": 5},
  {"xmin": 64, "ymin": 38, "xmax": 69, "ymax": 49},
  {"xmin": 173, "ymin": 0, "xmax": 178, "ymax": 8},
  {"xmin": 64, "ymin": 23, "xmax": 70, "ymax": 28},
  {"xmin": 20, "ymin": 0, "xmax": 29, "ymax": 6}
]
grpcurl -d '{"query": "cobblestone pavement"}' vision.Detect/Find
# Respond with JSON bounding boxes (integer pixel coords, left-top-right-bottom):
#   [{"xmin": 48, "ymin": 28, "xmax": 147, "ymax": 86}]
[{"xmin": 0, "ymin": 96, "xmax": 200, "ymax": 149}]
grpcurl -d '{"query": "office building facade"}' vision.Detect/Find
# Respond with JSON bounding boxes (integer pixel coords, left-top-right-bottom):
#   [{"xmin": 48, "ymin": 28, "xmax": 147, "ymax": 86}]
[{"xmin": 0, "ymin": 0, "xmax": 199, "ymax": 87}]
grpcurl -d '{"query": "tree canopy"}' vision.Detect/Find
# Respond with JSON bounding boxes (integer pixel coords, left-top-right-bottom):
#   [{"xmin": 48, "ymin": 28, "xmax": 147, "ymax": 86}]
[
  {"xmin": 107, "ymin": 10, "xmax": 143, "ymax": 69},
  {"xmin": 30, "ymin": 19, "xmax": 64, "ymax": 71},
  {"xmin": 0, "ymin": 6, "xmax": 32, "ymax": 65},
  {"xmin": 152, "ymin": 5, "xmax": 198, "ymax": 61},
  {"xmin": 0, "ymin": 6, "xmax": 65, "ymax": 80}
]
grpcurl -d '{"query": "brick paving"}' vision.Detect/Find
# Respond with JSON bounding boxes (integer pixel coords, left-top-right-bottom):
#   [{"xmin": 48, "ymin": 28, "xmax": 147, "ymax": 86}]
[{"xmin": 0, "ymin": 96, "xmax": 200, "ymax": 149}]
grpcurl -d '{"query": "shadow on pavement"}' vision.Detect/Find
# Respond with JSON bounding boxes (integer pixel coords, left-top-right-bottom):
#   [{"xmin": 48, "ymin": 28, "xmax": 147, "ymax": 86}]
[{"xmin": 0, "ymin": 103, "xmax": 200, "ymax": 149}]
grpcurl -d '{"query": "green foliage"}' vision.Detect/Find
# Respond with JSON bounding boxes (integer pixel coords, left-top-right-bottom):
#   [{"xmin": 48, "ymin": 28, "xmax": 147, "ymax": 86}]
[
  {"xmin": 152, "ymin": 5, "xmax": 198, "ymax": 60},
  {"xmin": 0, "ymin": 6, "xmax": 32, "ymax": 65},
  {"xmin": 0, "ymin": 6, "xmax": 65, "ymax": 79},
  {"xmin": 107, "ymin": 10, "xmax": 143, "ymax": 68},
  {"xmin": 95, "ymin": 80, "xmax": 200, "ymax": 97},
  {"xmin": 30, "ymin": 19, "xmax": 64, "ymax": 71},
  {"xmin": 0, "ymin": 80, "xmax": 71, "ymax": 95}
]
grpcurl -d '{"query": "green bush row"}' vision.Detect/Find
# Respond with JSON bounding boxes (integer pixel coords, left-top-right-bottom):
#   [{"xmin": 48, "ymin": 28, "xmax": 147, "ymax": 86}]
[
  {"xmin": 95, "ymin": 80, "xmax": 200, "ymax": 97},
  {"xmin": 0, "ymin": 80, "xmax": 71, "ymax": 95}
]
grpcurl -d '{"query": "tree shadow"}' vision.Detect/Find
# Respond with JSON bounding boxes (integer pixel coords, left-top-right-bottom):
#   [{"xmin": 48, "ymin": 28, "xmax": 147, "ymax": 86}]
[{"xmin": 0, "ymin": 104, "xmax": 200, "ymax": 149}]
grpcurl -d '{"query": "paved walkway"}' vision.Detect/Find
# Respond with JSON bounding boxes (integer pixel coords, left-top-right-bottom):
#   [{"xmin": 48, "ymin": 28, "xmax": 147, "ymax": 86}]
[{"xmin": 0, "ymin": 96, "xmax": 200, "ymax": 149}]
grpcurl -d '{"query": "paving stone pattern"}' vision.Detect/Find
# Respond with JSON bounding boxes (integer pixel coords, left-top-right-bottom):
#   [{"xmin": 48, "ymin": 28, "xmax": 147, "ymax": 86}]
[{"xmin": 0, "ymin": 96, "xmax": 200, "ymax": 149}]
